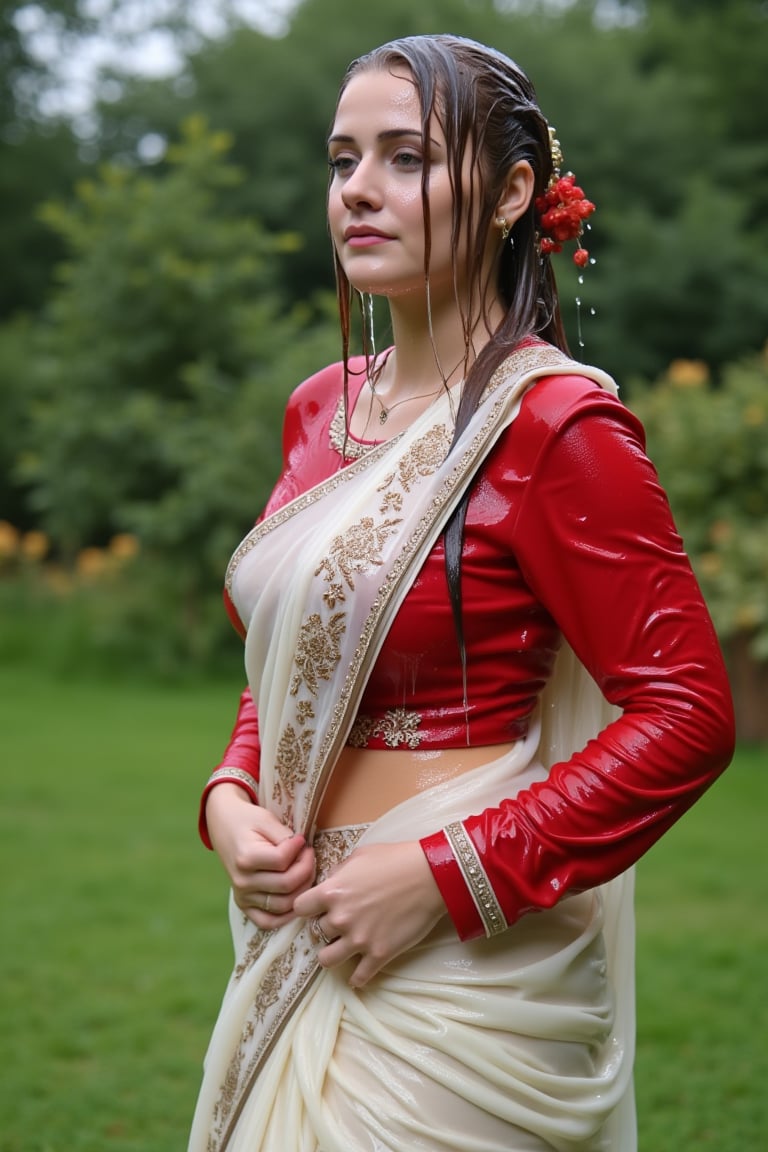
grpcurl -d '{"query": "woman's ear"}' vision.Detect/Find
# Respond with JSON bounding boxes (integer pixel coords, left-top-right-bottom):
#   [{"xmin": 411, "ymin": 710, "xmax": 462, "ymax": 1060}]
[{"xmin": 494, "ymin": 160, "xmax": 535, "ymax": 230}]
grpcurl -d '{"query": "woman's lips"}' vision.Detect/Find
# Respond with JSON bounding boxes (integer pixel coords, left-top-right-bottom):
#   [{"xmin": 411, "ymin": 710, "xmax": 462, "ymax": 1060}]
[
  {"xmin": 343, "ymin": 226, "xmax": 394, "ymax": 247},
  {"xmin": 346, "ymin": 234, "xmax": 392, "ymax": 247}
]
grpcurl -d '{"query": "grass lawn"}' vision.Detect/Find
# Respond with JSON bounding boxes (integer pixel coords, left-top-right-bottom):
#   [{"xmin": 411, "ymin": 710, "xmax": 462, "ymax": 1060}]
[{"xmin": 0, "ymin": 666, "xmax": 765, "ymax": 1150}]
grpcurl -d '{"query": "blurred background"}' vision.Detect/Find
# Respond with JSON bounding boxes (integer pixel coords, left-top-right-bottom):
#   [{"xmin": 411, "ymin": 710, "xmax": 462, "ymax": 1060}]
[
  {"xmin": 1, "ymin": 0, "xmax": 766, "ymax": 732},
  {"xmin": 0, "ymin": 2, "xmax": 766, "ymax": 1149}
]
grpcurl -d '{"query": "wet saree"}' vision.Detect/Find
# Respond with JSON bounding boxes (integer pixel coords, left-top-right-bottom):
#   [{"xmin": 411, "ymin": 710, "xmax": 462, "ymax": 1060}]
[{"xmin": 188, "ymin": 343, "xmax": 636, "ymax": 1151}]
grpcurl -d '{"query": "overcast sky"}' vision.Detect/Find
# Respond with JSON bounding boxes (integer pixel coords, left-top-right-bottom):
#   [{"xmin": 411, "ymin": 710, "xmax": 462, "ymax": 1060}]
[{"xmin": 16, "ymin": 0, "xmax": 300, "ymax": 121}]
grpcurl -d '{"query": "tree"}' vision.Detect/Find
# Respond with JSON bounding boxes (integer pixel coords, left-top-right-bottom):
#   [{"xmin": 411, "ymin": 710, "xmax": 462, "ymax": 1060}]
[
  {"xmin": 87, "ymin": 0, "xmax": 768, "ymax": 382},
  {"xmin": 13, "ymin": 118, "xmax": 340, "ymax": 668},
  {"xmin": 630, "ymin": 348, "xmax": 768, "ymax": 739},
  {"xmin": 0, "ymin": 1, "xmax": 91, "ymax": 318}
]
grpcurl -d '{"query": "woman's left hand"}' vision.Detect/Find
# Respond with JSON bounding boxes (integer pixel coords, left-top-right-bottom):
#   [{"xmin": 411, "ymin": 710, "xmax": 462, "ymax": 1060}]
[{"xmin": 293, "ymin": 841, "xmax": 446, "ymax": 988}]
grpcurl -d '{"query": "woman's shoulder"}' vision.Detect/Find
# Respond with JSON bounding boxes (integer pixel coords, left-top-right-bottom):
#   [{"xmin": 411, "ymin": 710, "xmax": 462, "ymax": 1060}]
[
  {"xmin": 519, "ymin": 363, "xmax": 623, "ymax": 425},
  {"xmin": 286, "ymin": 355, "xmax": 369, "ymax": 411},
  {"xmin": 492, "ymin": 358, "xmax": 645, "ymax": 484},
  {"xmin": 513, "ymin": 357, "xmax": 644, "ymax": 444}
]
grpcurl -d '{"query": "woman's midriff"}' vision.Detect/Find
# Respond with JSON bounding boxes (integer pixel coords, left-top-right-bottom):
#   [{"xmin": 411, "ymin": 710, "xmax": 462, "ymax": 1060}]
[{"xmin": 315, "ymin": 742, "xmax": 518, "ymax": 828}]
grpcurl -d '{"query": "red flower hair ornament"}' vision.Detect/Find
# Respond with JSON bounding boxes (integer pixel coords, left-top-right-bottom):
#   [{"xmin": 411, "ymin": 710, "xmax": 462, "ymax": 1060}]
[{"xmin": 535, "ymin": 129, "xmax": 595, "ymax": 268}]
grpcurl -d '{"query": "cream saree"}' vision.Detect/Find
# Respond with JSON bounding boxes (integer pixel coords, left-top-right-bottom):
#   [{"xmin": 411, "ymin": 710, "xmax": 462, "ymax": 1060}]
[{"xmin": 188, "ymin": 343, "xmax": 636, "ymax": 1152}]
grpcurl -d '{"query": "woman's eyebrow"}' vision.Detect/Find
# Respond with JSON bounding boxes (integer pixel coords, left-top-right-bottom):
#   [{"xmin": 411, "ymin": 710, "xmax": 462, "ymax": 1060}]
[{"xmin": 327, "ymin": 129, "xmax": 438, "ymax": 146}]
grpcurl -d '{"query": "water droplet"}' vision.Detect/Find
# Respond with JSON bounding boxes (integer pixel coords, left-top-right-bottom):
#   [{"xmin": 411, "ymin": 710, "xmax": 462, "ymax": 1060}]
[
  {"xmin": 589, "ymin": 307, "xmax": 596, "ymax": 316},
  {"xmin": 589, "ymin": 257, "xmax": 597, "ymax": 266},
  {"xmin": 575, "ymin": 297, "xmax": 581, "ymax": 306},
  {"xmin": 586, "ymin": 223, "xmax": 592, "ymax": 231},
  {"xmin": 578, "ymin": 275, "xmax": 584, "ymax": 285}
]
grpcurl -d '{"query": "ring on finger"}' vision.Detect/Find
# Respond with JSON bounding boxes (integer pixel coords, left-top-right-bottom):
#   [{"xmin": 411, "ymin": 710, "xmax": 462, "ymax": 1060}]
[
  {"xmin": 260, "ymin": 893, "xmax": 272, "ymax": 914},
  {"xmin": 311, "ymin": 917, "xmax": 332, "ymax": 946}
]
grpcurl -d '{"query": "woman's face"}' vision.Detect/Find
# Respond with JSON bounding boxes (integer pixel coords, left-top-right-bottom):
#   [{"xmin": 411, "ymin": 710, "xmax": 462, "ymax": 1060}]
[{"xmin": 327, "ymin": 67, "xmax": 482, "ymax": 308}]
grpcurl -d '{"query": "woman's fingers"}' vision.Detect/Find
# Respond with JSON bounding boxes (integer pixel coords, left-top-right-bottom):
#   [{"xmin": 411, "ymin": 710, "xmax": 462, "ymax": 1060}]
[
  {"xmin": 233, "ymin": 842, "xmax": 317, "ymax": 923},
  {"xmin": 293, "ymin": 842, "xmax": 446, "ymax": 986}
]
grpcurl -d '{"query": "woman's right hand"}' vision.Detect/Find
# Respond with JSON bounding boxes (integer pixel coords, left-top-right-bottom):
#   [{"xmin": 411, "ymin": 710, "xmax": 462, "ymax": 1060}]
[{"xmin": 205, "ymin": 784, "xmax": 316, "ymax": 928}]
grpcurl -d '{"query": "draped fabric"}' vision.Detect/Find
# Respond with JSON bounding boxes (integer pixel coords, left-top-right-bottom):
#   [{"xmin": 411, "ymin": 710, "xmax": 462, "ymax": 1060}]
[{"xmin": 188, "ymin": 343, "xmax": 636, "ymax": 1151}]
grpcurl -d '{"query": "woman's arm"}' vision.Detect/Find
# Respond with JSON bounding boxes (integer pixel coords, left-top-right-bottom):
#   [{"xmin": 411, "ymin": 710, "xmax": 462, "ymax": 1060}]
[
  {"xmin": 421, "ymin": 384, "xmax": 735, "ymax": 940},
  {"xmin": 198, "ymin": 686, "xmax": 261, "ymax": 848}
]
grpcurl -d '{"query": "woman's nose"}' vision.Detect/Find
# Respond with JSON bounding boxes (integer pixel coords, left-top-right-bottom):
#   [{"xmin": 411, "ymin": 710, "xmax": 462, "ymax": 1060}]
[{"xmin": 340, "ymin": 156, "xmax": 384, "ymax": 210}]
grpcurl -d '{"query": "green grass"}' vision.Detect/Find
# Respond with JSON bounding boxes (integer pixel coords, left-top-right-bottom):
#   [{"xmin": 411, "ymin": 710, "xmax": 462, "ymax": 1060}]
[{"xmin": 1, "ymin": 666, "xmax": 765, "ymax": 1150}]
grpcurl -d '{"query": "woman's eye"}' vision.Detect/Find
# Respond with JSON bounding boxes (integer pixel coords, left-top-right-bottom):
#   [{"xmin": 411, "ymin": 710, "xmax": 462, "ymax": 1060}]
[
  {"xmin": 394, "ymin": 151, "xmax": 422, "ymax": 169},
  {"xmin": 328, "ymin": 155, "xmax": 356, "ymax": 175}
]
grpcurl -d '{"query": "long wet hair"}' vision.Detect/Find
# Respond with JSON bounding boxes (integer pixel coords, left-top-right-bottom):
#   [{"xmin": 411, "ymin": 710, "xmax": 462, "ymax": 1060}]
[{"xmin": 330, "ymin": 34, "xmax": 571, "ymax": 679}]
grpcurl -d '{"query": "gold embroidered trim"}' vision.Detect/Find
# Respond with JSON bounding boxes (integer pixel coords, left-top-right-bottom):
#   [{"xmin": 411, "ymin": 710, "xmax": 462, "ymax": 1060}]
[
  {"xmin": 210, "ymin": 931, "xmax": 320, "ymax": 1151},
  {"xmin": 209, "ymin": 825, "xmax": 367, "ymax": 1150},
  {"xmin": 313, "ymin": 824, "xmax": 367, "ymax": 880},
  {"xmin": 205, "ymin": 766, "xmax": 258, "ymax": 796},
  {"xmin": 224, "ymin": 434, "xmax": 399, "ymax": 596},
  {"xmin": 347, "ymin": 708, "xmax": 423, "ymax": 749},
  {"xmin": 329, "ymin": 394, "xmax": 378, "ymax": 460},
  {"xmin": 444, "ymin": 819, "xmax": 508, "ymax": 938}
]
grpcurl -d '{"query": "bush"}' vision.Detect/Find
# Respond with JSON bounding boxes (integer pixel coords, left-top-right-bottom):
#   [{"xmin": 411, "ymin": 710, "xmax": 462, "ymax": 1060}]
[{"xmin": 629, "ymin": 349, "xmax": 768, "ymax": 663}]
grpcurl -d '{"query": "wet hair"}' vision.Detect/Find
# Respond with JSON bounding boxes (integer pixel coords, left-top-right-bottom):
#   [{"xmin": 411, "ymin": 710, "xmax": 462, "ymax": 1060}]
[{"xmin": 331, "ymin": 35, "xmax": 571, "ymax": 679}]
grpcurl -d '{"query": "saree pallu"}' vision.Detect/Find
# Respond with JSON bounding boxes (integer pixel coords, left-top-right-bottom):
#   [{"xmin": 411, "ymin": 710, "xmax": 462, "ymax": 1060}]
[{"xmin": 188, "ymin": 344, "xmax": 636, "ymax": 1151}]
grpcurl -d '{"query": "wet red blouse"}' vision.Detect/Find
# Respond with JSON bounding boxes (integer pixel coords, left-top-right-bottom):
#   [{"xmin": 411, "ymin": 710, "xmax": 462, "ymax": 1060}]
[{"xmin": 202, "ymin": 353, "xmax": 735, "ymax": 940}]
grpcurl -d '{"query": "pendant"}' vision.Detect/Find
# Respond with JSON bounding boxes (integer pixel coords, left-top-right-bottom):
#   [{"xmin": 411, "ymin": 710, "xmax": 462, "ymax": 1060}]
[{"xmin": 378, "ymin": 408, "xmax": 388, "ymax": 425}]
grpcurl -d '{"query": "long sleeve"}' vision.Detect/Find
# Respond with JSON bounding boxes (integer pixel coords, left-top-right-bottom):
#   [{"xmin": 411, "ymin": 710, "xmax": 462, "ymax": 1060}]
[
  {"xmin": 198, "ymin": 687, "xmax": 262, "ymax": 848},
  {"xmin": 421, "ymin": 380, "xmax": 735, "ymax": 940}
]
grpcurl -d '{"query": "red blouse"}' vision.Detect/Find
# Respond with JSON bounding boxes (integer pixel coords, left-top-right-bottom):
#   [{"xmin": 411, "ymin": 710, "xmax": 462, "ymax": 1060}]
[{"xmin": 201, "ymin": 354, "xmax": 735, "ymax": 940}]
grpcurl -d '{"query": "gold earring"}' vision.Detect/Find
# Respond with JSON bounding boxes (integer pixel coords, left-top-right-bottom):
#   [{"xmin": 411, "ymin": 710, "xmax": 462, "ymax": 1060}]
[{"xmin": 496, "ymin": 216, "xmax": 511, "ymax": 241}]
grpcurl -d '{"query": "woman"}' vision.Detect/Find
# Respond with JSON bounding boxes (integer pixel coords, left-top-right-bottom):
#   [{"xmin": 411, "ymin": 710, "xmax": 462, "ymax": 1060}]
[{"xmin": 188, "ymin": 35, "xmax": 734, "ymax": 1152}]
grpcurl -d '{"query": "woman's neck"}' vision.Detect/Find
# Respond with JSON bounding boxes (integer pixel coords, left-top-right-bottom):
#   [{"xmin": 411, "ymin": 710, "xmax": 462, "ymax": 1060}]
[{"xmin": 383, "ymin": 294, "xmax": 504, "ymax": 397}]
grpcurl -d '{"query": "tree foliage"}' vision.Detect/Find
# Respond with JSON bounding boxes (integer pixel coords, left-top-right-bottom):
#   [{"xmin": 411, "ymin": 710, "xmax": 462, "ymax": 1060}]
[
  {"xmin": 9, "ymin": 119, "xmax": 339, "ymax": 668},
  {"xmin": 1, "ymin": 0, "xmax": 766, "ymax": 673},
  {"xmin": 630, "ymin": 350, "xmax": 768, "ymax": 663},
  {"xmin": 0, "ymin": 1, "xmax": 89, "ymax": 318}
]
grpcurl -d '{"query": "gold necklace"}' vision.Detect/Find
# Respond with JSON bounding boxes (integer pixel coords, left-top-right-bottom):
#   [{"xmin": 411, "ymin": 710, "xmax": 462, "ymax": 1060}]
[{"xmin": 369, "ymin": 379, "xmax": 446, "ymax": 425}]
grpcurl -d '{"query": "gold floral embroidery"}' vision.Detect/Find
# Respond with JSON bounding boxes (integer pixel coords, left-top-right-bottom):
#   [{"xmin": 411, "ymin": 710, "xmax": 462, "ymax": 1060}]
[
  {"xmin": 296, "ymin": 700, "xmax": 315, "ymax": 725},
  {"xmin": 289, "ymin": 611, "xmax": 346, "ymax": 697},
  {"xmin": 378, "ymin": 425, "xmax": 451, "ymax": 504},
  {"xmin": 328, "ymin": 394, "xmax": 380, "ymax": 460},
  {"xmin": 233, "ymin": 926, "xmax": 271, "ymax": 982},
  {"xmin": 347, "ymin": 714, "xmax": 376, "ymax": 748},
  {"xmin": 210, "ymin": 1043, "xmax": 244, "ymax": 1149},
  {"xmin": 313, "ymin": 825, "xmax": 367, "ymax": 881},
  {"xmin": 322, "ymin": 580, "xmax": 345, "ymax": 609},
  {"xmin": 210, "ymin": 827, "xmax": 369, "ymax": 1148},
  {"xmin": 347, "ymin": 708, "xmax": 423, "ymax": 749},
  {"xmin": 254, "ymin": 945, "xmax": 296, "ymax": 1024},
  {"xmin": 374, "ymin": 708, "xmax": 423, "ymax": 748},
  {"xmin": 210, "ymin": 942, "xmax": 300, "ymax": 1149},
  {"xmin": 317, "ymin": 516, "xmax": 402, "ymax": 595},
  {"xmin": 272, "ymin": 724, "xmax": 313, "ymax": 810}
]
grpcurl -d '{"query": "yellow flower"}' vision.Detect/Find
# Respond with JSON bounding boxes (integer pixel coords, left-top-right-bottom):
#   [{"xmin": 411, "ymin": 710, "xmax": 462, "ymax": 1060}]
[
  {"xmin": 734, "ymin": 604, "xmax": 760, "ymax": 630},
  {"xmin": 109, "ymin": 533, "xmax": 140, "ymax": 562},
  {"xmin": 76, "ymin": 547, "xmax": 108, "ymax": 580},
  {"xmin": 20, "ymin": 530, "xmax": 49, "ymax": 562},
  {"xmin": 666, "ymin": 359, "xmax": 710, "ymax": 388},
  {"xmin": 708, "ymin": 520, "xmax": 733, "ymax": 545},
  {"xmin": 0, "ymin": 520, "xmax": 20, "ymax": 558},
  {"xmin": 743, "ymin": 403, "xmax": 764, "ymax": 427},
  {"xmin": 697, "ymin": 552, "xmax": 722, "ymax": 578}
]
